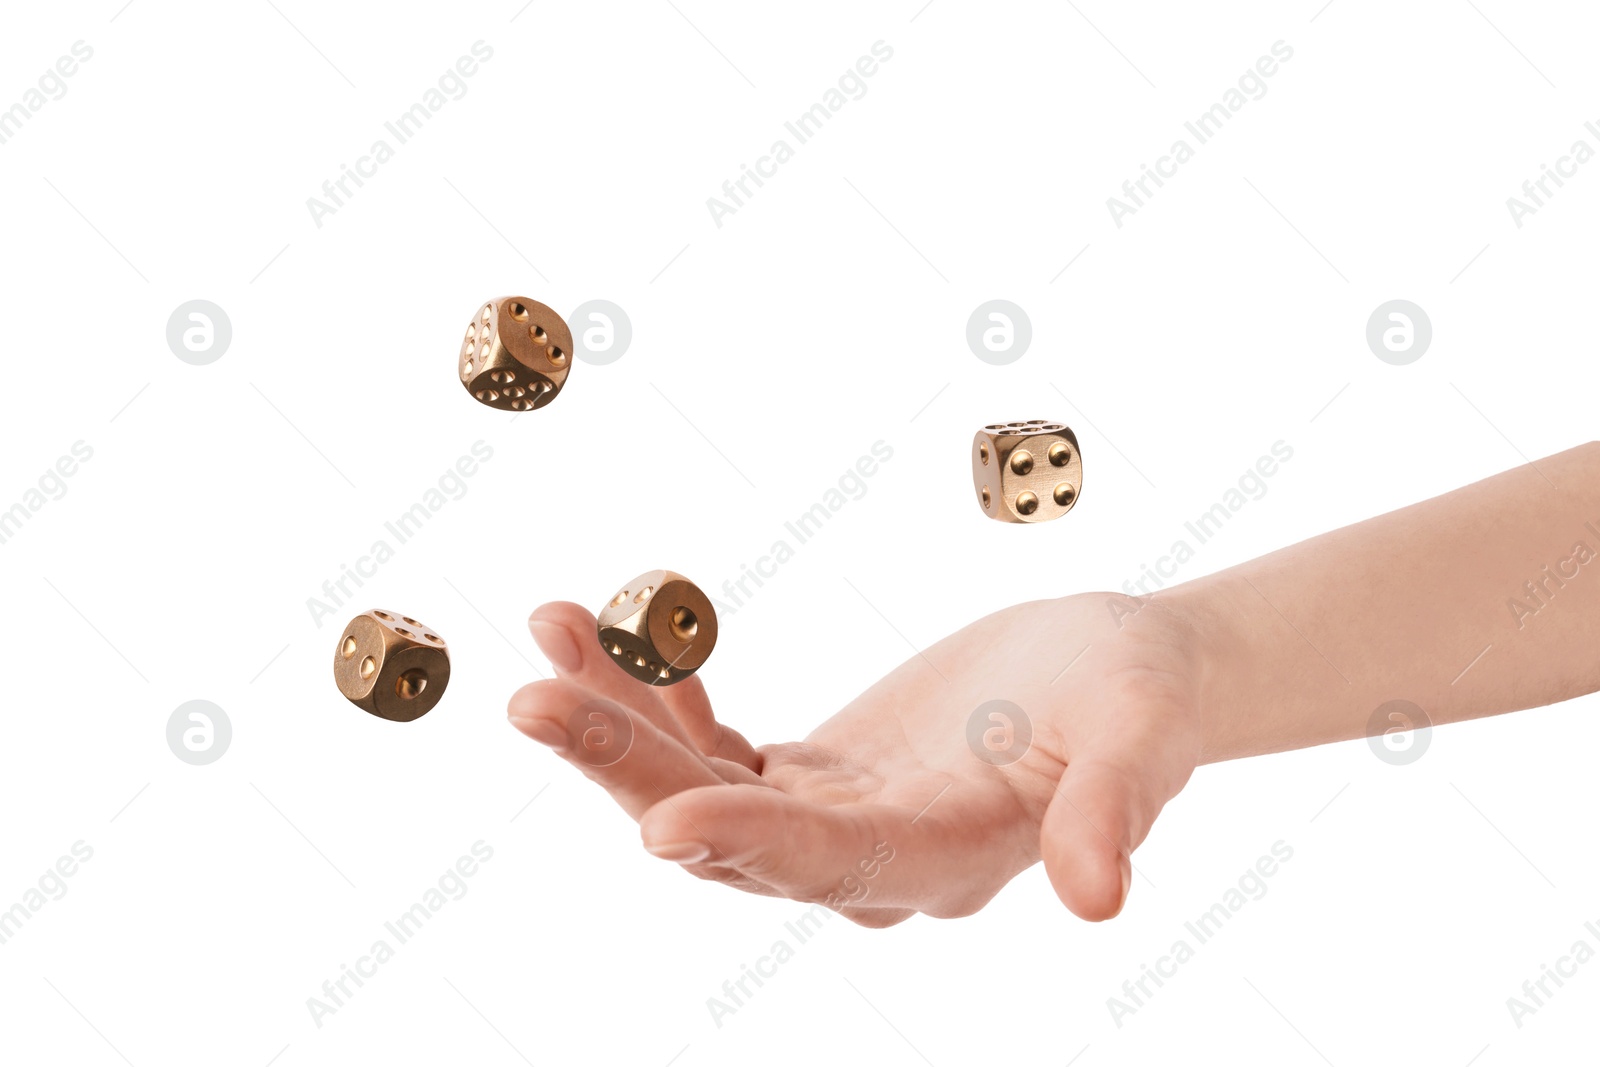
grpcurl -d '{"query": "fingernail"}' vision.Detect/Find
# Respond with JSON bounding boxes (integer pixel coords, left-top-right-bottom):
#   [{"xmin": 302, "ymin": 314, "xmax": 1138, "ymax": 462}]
[
  {"xmin": 529, "ymin": 620, "xmax": 582, "ymax": 672},
  {"xmin": 646, "ymin": 841, "xmax": 711, "ymax": 864},
  {"xmin": 515, "ymin": 717, "xmax": 569, "ymax": 751},
  {"xmin": 1116, "ymin": 860, "xmax": 1132, "ymax": 917}
]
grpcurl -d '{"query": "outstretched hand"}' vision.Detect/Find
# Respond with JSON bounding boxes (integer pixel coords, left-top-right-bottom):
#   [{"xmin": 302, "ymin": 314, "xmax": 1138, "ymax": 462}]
[{"xmin": 507, "ymin": 593, "xmax": 1208, "ymax": 926}]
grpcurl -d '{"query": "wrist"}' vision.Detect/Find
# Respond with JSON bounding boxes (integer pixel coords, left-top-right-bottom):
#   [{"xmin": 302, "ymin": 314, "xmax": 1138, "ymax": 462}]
[{"xmin": 1148, "ymin": 576, "xmax": 1253, "ymax": 764}]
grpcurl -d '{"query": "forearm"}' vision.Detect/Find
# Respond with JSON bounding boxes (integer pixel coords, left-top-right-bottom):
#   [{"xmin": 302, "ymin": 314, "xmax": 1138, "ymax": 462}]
[{"xmin": 1167, "ymin": 442, "xmax": 1600, "ymax": 763}]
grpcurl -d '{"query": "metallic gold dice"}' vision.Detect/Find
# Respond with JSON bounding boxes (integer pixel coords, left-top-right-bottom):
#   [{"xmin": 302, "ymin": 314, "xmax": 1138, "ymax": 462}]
[
  {"xmin": 973, "ymin": 421, "xmax": 1083, "ymax": 523},
  {"xmin": 597, "ymin": 570, "xmax": 718, "ymax": 686},
  {"xmin": 334, "ymin": 610, "xmax": 451, "ymax": 721},
  {"xmin": 459, "ymin": 296, "xmax": 573, "ymax": 411}
]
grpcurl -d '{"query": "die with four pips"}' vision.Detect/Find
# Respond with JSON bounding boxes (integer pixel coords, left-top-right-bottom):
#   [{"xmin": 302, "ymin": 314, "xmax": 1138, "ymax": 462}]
[{"xmin": 332, "ymin": 304, "xmax": 1083, "ymax": 717}]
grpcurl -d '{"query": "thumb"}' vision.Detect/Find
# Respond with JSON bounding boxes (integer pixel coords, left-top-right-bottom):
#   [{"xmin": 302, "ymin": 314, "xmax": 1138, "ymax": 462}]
[{"xmin": 1039, "ymin": 755, "xmax": 1163, "ymax": 921}]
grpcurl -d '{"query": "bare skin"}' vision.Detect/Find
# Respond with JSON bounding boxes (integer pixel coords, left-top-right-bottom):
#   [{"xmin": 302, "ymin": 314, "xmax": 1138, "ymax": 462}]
[{"xmin": 507, "ymin": 442, "xmax": 1600, "ymax": 926}]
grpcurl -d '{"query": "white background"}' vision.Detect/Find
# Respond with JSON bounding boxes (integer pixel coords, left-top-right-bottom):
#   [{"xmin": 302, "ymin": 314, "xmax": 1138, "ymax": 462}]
[{"xmin": 2, "ymin": 1, "xmax": 1598, "ymax": 1063}]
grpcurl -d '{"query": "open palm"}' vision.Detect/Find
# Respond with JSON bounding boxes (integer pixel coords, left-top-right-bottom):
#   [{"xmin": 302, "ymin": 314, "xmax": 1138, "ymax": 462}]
[{"xmin": 508, "ymin": 594, "xmax": 1207, "ymax": 925}]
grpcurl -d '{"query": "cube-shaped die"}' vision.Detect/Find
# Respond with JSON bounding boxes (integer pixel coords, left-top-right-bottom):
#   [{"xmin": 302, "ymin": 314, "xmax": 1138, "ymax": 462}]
[
  {"xmin": 459, "ymin": 296, "xmax": 573, "ymax": 412},
  {"xmin": 596, "ymin": 570, "xmax": 718, "ymax": 686},
  {"xmin": 972, "ymin": 421, "xmax": 1083, "ymax": 523},
  {"xmin": 333, "ymin": 610, "xmax": 451, "ymax": 721}
]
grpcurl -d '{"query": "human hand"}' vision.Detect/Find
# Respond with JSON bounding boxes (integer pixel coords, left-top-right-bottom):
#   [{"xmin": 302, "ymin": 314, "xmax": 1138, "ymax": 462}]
[{"xmin": 507, "ymin": 592, "xmax": 1209, "ymax": 926}]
